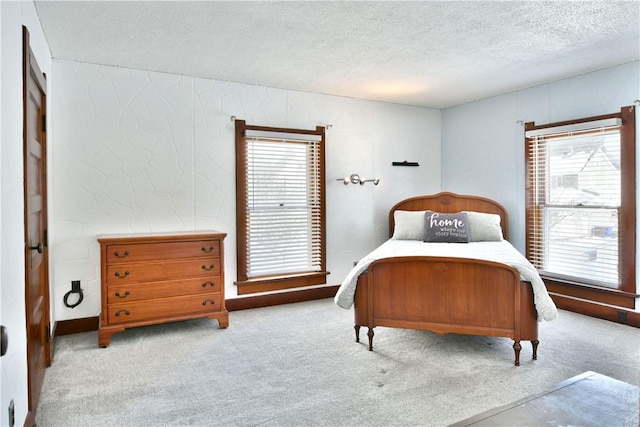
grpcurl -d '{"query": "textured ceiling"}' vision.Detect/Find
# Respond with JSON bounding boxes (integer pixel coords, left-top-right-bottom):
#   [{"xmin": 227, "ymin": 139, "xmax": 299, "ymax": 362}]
[{"xmin": 34, "ymin": 1, "xmax": 640, "ymax": 109}]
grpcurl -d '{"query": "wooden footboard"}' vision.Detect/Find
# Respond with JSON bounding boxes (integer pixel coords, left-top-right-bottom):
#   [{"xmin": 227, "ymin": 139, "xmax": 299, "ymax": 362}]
[{"xmin": 353, "ymin": 256, "xmax": 539, "ymax": 365}]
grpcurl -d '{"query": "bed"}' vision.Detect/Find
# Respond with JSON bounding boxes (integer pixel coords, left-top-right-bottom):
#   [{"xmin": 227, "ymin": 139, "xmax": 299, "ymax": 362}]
[{"xmin": 334, "ymin": 192, "xmax": 558, "ymax": 365}]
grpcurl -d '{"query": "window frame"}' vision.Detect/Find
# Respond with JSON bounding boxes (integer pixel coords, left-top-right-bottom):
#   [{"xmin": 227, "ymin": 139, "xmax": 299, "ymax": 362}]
[
  {"xmin": 235, "ymin": 119, "xmax": 328, "ymax": 295},
  {"xmin": 525, "ymin": 106, "xmax": 636, "ymax": 308}
]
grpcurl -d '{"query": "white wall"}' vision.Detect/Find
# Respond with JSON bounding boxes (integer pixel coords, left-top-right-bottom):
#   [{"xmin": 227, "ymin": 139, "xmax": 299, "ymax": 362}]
[
  {"xmin": 50, "ymin": 60, "xmax": 441, "ymax": 321},
  {"xmin": 0, "ymin": 2, "xmax": 51, "ymax": 425},
  {"xmin": 441, "ymin": 61, "xmax": 640, "ymax": 253}
]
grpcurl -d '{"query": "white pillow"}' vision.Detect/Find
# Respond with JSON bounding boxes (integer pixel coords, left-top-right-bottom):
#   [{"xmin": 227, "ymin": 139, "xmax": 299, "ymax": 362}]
[
  {"xmin": 391, "ymin": 210, "xmax": 427, "ymax": 240},
  {"xmin": 463, "ymin": 211, "xmax": 504, "ymax": 241}
]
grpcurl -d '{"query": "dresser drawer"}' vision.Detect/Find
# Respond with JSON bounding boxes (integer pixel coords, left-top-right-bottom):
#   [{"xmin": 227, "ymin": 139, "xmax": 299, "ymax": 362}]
[
  {"xmin": 105, "ymin": 240, "xmax": 220, "ymax": 264},
  {"xmin": 105, "ymin": 257, "xmax": 221, "ymax": 284},
  {"xmin": 107, "ymin": 293, "xmax": 222, "ymax": 325},
  {"xmin": 107, "ymin": 277, "xmax": 222, "ymax": 303}
]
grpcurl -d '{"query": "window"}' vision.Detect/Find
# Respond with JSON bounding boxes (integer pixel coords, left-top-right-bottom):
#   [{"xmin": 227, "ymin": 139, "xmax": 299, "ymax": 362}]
[
  {"xmin": 235, "ymin": 120, "xmax": 327, "ymax": 295},
  {"xmin": 525, "ymin": 106, "xmax": 636, "ymax": 307}
]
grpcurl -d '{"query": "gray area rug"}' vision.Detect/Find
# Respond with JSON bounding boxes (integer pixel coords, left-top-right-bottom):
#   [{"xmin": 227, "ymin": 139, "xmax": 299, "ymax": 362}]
[{"xmin": 36, "ymin": 299, "xmax": 640, "ymax": 426}]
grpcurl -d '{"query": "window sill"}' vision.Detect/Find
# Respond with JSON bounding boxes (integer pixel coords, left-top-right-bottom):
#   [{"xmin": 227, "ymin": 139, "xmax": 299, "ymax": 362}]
[
  {"xmin": 541, "ymin": 275, "xmax": 638, "ymax": 309},
  {"xmin": 235, "ymin": 271, "xmax": 330, "ymax": 295}
]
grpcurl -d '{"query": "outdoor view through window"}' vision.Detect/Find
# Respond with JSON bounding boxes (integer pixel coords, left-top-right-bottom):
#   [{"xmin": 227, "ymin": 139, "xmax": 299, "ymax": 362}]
[{"xmin": 541, "ymin": 129, "xmax": 620, "ymax": 287}]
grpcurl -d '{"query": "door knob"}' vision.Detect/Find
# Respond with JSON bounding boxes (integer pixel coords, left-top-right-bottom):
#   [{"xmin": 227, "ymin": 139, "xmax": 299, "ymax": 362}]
[{"xmin": 29, "ymin": 243, "xmax": 44, "ymax": 254}]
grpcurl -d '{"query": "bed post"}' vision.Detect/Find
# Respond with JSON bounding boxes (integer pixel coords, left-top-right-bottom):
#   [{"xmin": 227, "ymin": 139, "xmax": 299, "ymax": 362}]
[
  {"xmin": 513, "ymin": 341, "xmax": 522, "ymax": 366},
  {"xmin": 353, "ymin": 273, "xmax": 369, "ymax": 348}
]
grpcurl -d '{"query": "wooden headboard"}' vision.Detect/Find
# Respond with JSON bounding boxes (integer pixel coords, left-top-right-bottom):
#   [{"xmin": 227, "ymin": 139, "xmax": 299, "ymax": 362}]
[{"xmin": 389, "ymin": 192, "xmax": 510, "ymax": 240}]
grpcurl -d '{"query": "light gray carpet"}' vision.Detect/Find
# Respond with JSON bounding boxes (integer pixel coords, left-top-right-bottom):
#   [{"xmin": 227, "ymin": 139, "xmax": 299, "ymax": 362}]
[{"xmin": 36, "ymin": 299, "xmax": 640, "ymax": 426}]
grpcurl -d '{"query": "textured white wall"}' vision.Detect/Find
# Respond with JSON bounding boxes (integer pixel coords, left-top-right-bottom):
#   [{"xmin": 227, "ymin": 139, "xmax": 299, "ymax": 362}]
[
  {"xmin": 441, "ymin": 61, "xmax": 640, "ymax": 254},
  {"xmin": 0, "ymin": 2, "xmax": 51, "ymax": 425},
  {"xmin": 51, "ymin": 60, "xmax": 440, "ymax": 321}
]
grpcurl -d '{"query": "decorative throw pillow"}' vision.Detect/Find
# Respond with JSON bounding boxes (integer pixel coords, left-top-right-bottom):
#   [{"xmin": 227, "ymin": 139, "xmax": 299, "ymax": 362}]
[
  {"xmin": 423, "ymin": 211, "xmax": 470, "ymax": 243},
  {"xmin": 464, "ymin": 211, "xmax": 504, "ymax": 242},
  {"xmin": 391, "ymin": 210, "xmax": 427, "ymax": 240}
]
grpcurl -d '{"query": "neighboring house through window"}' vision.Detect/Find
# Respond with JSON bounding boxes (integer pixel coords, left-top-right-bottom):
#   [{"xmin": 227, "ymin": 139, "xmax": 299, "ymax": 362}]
[
  {"xmin": 235, "ymin": 119, "xmax": 327, "ymax": 295},
  {"xmin": 525, "ymin": 106, "xmax": 636, "ymax": 310}
]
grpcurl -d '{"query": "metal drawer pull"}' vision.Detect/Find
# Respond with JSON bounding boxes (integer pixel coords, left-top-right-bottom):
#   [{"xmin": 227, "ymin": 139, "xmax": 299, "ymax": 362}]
[
  {"xmin": 115, "ymin": 310, "xmax": 130, "ymax": 317},
  {"xmin": 201, "ymin": 246, "xmax": 215, "ymax": 253},
  {"xmin": 114, "ymin": 271, "xmax": 130, "ymax": 278},
  {"xmin": 114, "ymin": 250, "xmax": 130, "ymax": 258},
  {"xmin": 201, "ymin": 264, "xmax": 215, "ymax": 271},
  {"xmin": 202, "ymin": 299, "xmax": 216, "ymax": 306},
  {"xmin": 114, "ymin": 291, "xmax": 130, "ymax": 298},
  {"xmin": 201, "ymin": 281, "xmax": 215, "ymax": 288}
]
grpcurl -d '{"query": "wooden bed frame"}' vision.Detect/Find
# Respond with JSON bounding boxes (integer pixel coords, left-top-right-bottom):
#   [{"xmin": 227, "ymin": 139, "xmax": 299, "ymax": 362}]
[{"xmin": 353, "ymin": 192, "xmax": 539, "ymax": 365}]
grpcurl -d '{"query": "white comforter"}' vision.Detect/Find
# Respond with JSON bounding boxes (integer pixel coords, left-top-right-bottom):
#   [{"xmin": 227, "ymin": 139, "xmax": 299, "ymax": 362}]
[{"xmin": 334, "ymin": 239, "xmax": 558, "ymax": 321}]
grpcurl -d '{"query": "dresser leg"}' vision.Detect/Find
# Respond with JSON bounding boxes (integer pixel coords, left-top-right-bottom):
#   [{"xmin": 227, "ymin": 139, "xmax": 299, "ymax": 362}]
[
  {"xmin": 98, "ymin": 316, "xmax": 125, "ymax": 348},
  {"xmin": 212, "ymin": 311, "xmax": 229, "ymax": 329},
  {"xmin": 98, "ymin": 326, "xmax": 124, "ymax": 348}
]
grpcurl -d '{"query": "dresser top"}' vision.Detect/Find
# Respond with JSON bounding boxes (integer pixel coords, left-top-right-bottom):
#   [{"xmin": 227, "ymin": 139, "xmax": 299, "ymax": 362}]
[{"xmin": 98, "ymin": 230, "xmax": 226, "ymax": 243}]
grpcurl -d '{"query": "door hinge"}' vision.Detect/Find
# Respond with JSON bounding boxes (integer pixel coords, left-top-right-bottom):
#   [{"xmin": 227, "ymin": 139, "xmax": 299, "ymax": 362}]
[
  {"xmin": 42, "ymin": 114, "xmax": 46, "ymax": 132},
  {"xmin": 46, "ymin": 324, "xmax": 50, "ymax": 343}
]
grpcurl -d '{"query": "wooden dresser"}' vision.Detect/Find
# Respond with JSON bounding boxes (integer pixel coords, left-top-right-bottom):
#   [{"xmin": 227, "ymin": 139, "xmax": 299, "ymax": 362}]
[{"xmin": 98, "ymin": 231, "xmax": 228, "ymax": 347}]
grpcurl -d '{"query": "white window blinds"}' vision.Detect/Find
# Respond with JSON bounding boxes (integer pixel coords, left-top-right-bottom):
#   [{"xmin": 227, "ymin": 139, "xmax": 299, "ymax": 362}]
[
  {"xmin": 244, "ymin": 134, "xmax": 322, "ymax": 278},
  {"xmin": 527, "ymin": 123, "xmax": 622, "ymax": 288}
]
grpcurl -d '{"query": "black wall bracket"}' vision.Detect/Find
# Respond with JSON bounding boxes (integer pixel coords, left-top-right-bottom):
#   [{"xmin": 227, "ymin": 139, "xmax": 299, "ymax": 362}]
[
  {"xmin": 392, "ymin": 161, "xmax": 419, "ymax": 166},
  {"xmin": 1, "ymin": 325, "xmax": 8, "ymax": 357}
]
